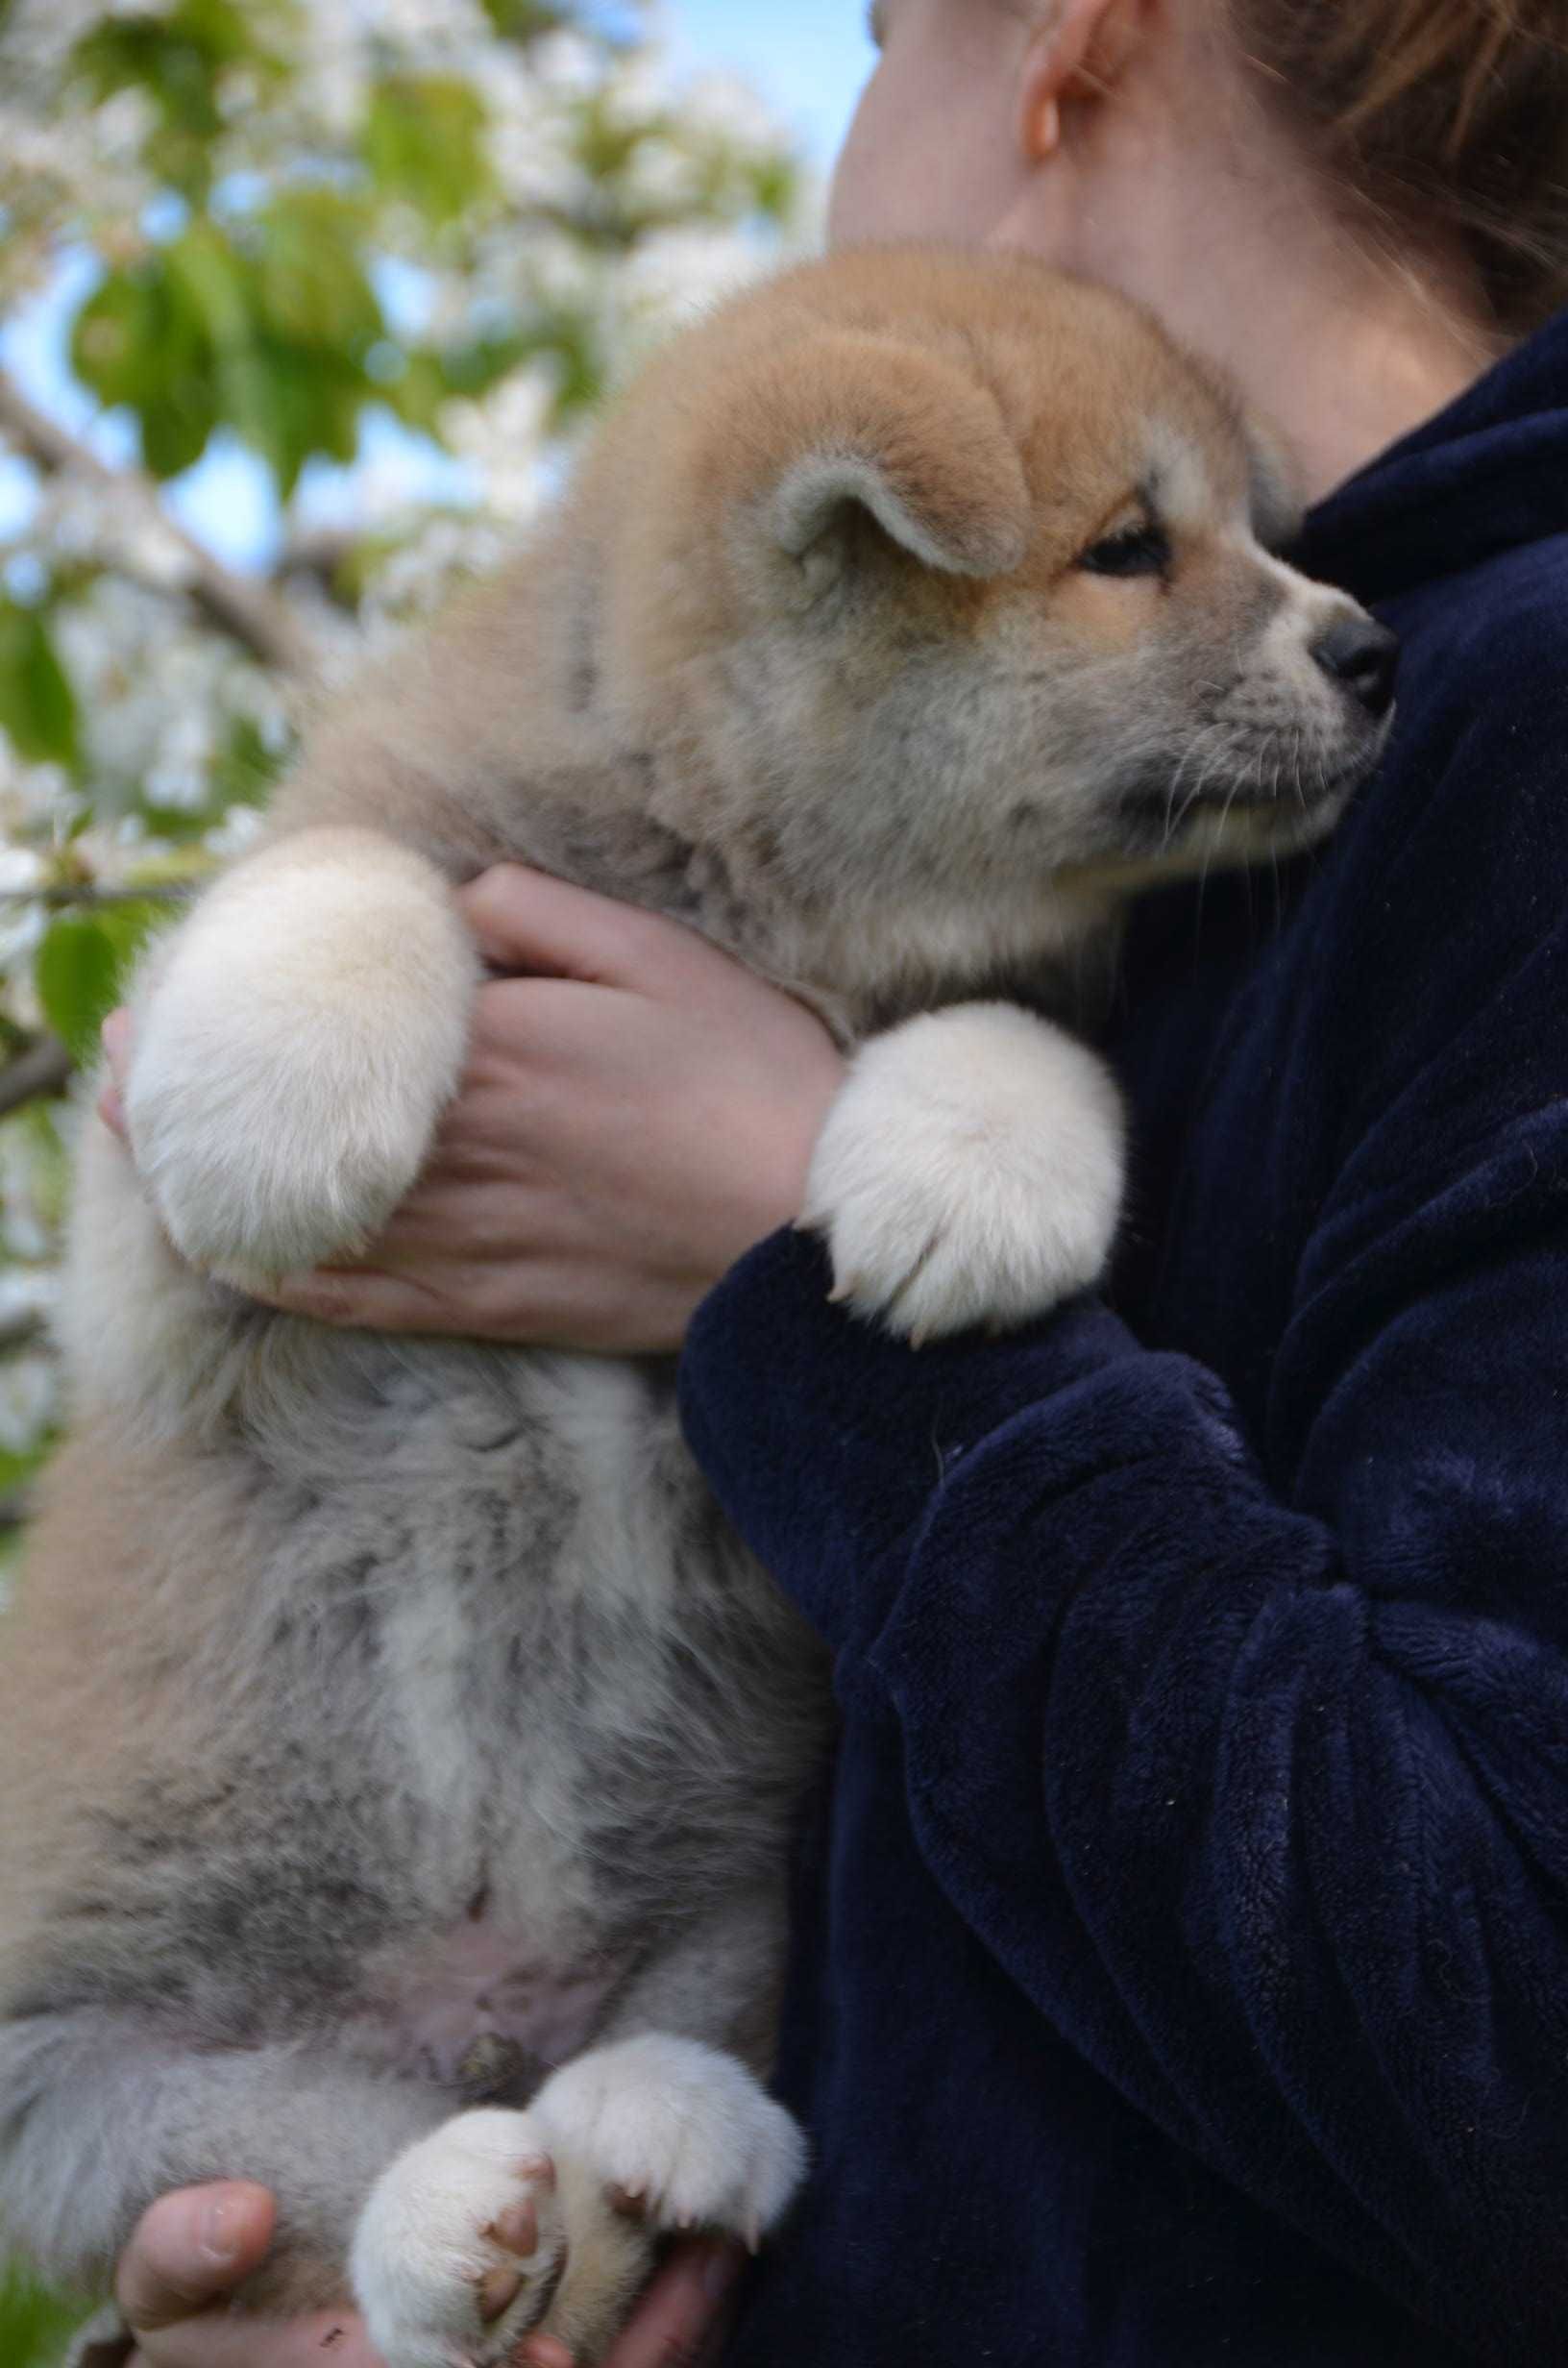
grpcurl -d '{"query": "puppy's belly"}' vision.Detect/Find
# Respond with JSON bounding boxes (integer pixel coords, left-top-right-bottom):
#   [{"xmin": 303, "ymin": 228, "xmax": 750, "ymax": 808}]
[{"xmin": 349, "ymin": 1920, "xmax": 628, "ymax": 2103}]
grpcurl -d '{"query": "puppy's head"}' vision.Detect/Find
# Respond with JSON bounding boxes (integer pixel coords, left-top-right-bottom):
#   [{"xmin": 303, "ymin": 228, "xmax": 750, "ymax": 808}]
[{"xmin": 611, "ymin": 248, "xmax": 1393, "ymax": 969}]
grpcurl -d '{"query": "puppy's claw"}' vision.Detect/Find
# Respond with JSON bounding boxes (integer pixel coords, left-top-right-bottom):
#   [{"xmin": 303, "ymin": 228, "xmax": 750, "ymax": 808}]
[
  {"xmin": 513, "ymin": 2155, "xmax": 556, "ymax": 2190},
  {"xmin": 485, "ymin": 2201, "xmax": 539, "ymax": 2259},
  {"xmin": 477, "ymin": 2262, "xmax": 524, "ymax": 2325},
  {"xmin": 826, "ymin": 1274, "xmax": 861, "ymax": 1307}
]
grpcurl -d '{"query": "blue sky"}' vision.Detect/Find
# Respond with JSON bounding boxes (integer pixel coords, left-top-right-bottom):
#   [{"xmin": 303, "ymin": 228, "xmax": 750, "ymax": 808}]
[
  {"xmin": 668, "ymin": 0, "xmax": 874, "ymax": 169},
  {"xmin": 0, "ymin": 5, "xmax": 875, "ymax": 568}
]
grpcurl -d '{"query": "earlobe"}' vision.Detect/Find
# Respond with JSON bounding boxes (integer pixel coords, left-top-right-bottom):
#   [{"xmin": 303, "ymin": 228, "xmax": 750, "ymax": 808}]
[
  {"xmin": 1018, "ymin": 30, "xmax": 1066, "ymax": 163},
  {"xmin": 1017, "ymin": 0, "xmax": 1141, "ymax": 165}
]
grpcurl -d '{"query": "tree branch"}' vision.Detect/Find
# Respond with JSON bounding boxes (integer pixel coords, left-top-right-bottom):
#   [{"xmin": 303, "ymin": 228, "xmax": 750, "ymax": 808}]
[
  {"xmin": 0, "ymin": 1308, "xmax": 45, "ymax": 1355},
  {"xmin": 0, "ymin": 368, "xmax": 316, "ymax": 678},
  {"xmin": 0, "ymin": 1036, "xmax": 72, "ymax": 1119},
  {"xmin": 0, "ymin": 885, "xmax": 191, "ymax": 910}
]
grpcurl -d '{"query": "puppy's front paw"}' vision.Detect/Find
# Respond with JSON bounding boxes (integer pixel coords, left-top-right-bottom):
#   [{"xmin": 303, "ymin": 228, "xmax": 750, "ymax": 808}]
[
  {"xmin": 803, "ymin": 1001, "xmax": 1124, "ymax": 1344},
  {"xmin": 531, "ymin": 2034, "xmax": 805, "ymax": 2251},
  {"xmin": 127, "ymin": 994, "xmax": 450, "ymax": 1279},
  {"xmin": 124, "ymin": 834, "xmax": 475, "ymax": 1277},
  {"xmin": 352, "ymin": 2112, "xmax": 565, "ymax": 2368}
]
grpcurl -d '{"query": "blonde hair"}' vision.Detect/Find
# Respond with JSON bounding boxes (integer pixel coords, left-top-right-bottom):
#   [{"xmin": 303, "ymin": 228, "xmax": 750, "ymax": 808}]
[{"xmin": 1232, "ymin": 0, "xmax": 1568, "ymax": 332}]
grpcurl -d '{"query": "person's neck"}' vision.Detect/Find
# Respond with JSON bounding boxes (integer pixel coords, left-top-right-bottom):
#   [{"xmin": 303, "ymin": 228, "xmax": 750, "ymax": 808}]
[
  {"xmin": 993, "ymin": 63, "xmax": 1505, "ymax": 506},
  {"xmin": 1116, "ymin": 202, "xmax": 1503, "ymax": 506}
]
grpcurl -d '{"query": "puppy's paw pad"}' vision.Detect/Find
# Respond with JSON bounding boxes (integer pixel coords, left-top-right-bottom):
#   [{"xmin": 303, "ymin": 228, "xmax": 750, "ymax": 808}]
[
  {"xmin": 352, "ymin": 2113, "xmax": 564, "ymax": 2368},
  {"xmin": 533, "ymin": 2035, "xmax": 804, "ymax": 2247},
  {"xmin": 804, "ymin": 1002, "xmax": 1125, "ymax": 1342}
]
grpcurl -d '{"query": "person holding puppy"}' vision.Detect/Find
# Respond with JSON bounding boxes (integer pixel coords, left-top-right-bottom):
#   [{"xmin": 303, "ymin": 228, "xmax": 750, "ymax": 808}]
[{"xmin": 99, "ymin": 1, "xmax": 1568, "ymax": 2362}]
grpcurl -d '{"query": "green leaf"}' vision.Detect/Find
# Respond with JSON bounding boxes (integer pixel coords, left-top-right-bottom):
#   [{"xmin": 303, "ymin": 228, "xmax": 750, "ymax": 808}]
[
  {"xmin": 747, "ymin": 153, "xmax": 797, "ymax": 223},
  {"xmin": 361, "ymin": 75, "xmax": 496, "ymax": 227},
  {"xmin": 208, "ymin": 711, "xmax": 287, "ymax": 811},
  {"xmin": 71, "ymin": 255, "xmax": 221, "ymax": 478},
  {"xmin": 0, "ymin": 2261, "xmax": 79, "ymax": 2368},
  {"xmin": 254, "ymin": 190, "xmax": 381, "ymax": 351},
  {"xmin": 70, "ymin": 269, "xmax": 176, "ymax": 410},
  {"xmin": 34, "ymin": 904, "xmax": 163, "ymax": 1064},
  {"xmin": 138, "ymin": 382, "xmax": 221, "ymax": 479},
  {"xmin": 163, "ymin": 218, "xmax": 255, "ymax": 352},
  {"xmin": 34, "ymin": 918, "xmax": 120, "ymax": 1064},
  {"xmin": 478, "ymin": 0, "xmax": 570, "ymax": 39},
  {"xmin": 0, "ymin": 601, "xmax": 79, "ymax": 774}
]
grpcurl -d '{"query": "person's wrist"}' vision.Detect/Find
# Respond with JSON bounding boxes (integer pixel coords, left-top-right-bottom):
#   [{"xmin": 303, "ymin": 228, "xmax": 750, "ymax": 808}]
[{"xmin": 734, "ymin": 1050, "xmax": 845, "ymax": 1257}]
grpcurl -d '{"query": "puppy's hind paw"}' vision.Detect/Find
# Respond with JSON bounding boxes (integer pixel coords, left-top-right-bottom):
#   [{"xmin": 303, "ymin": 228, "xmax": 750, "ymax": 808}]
[
  {"xmin": 352, "ymin": 2112, "xmax": 565, "ymax": 2368},
  {"xmin": 531, "ymin": 2035, "xmax": 805, "ymax": 2251}
]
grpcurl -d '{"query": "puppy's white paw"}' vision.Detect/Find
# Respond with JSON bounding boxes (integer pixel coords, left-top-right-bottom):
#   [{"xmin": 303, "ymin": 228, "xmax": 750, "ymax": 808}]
[
  {"xmin": 351, "ymin": 2111, "xmax": 565, "ymax": 2368},
  {"xmin": 803, "ymin": 1001, "xmax": 1124, "ymax": 1344},
  {"xmin": 124, "ymin": 832, "xmax": 476, "ymax": 1277},
  {"xmin": 531, "ymin": 2034, "xmax": 805, "ymax": 2249}
]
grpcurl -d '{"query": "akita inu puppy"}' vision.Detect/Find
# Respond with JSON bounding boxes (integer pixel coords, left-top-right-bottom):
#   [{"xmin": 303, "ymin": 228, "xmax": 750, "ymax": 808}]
[{"xmin": 0, "ymin": 247, "xmax": 1393, "ymax": 2368}]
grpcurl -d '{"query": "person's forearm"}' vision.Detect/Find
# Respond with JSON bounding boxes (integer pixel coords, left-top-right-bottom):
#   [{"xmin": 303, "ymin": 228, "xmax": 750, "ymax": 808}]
[{"xmin": 678, "ymin": 1228, "xmax": 1568, "ymax": 2357}]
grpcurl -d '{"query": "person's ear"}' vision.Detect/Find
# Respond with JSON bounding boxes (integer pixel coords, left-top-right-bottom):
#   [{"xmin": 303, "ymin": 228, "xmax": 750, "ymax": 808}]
[{"xmin": 1018, "ymin": 0, "xmax": 1145, "ymax": 160}]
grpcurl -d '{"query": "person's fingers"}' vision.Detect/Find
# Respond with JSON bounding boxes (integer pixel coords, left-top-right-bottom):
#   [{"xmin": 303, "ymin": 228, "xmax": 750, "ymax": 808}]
[
  {"xmin": 128, "ymin": 2305, "xmax": 385, "ymax": 2368},
  {"xmin": 459, "ymin": 867, "xmax": 730, "ymax": 1002},
  {"xmin": 98, "ymin": 1010, "xmax": 133, "ymax": 1140},
  {"xmin": 101, "ymin": 1006, "xmax": 132, "ymax": 1081},
  {"xmin": 515, "ymin": 2337, "xmax": 576, "ymax": 2368},
  {"xmin": 595, "ymin": 2237, "xmax": 747, "ymax": 2368},
  {"xmin": 256, "ymin": 1265, "xmax": 463, "ymax": 1333},
  {"xmin": 115, "ymin": 2183, "xmax": 276, "ymax": 2333}
]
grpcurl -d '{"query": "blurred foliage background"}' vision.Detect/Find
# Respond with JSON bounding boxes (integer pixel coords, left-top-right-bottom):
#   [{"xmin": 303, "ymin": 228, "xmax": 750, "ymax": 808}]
[{"xmin": 0, "ymin": 0, "xmax": 802, "ymax": 2354}]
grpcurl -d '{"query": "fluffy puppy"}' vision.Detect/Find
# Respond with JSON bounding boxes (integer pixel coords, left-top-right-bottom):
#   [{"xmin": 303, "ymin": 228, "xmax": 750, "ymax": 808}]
[{"xmin": 0, "ymin": 247, "xmax": 1393, "ymax": 2368}]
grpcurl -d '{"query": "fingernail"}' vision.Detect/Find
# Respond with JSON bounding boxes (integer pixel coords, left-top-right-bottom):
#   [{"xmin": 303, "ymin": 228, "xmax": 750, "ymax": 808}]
[
  {"xmin": 516, "ymin": 2339, "xmax": 574, "ymax": 2368},
  {"xmin": 702, "ymin": 2241, "xmax": 747, "ymax": 2302},
  {"xmin": 197, "ymin": 2192, "xmax": 245, "ymax": 2266}
]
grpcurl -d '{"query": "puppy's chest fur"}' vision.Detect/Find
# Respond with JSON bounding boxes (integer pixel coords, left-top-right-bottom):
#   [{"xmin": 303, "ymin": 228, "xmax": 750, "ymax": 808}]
[{"xmin": 44, "ymin": 1339, "xmax": 822, "ymax": 2094}]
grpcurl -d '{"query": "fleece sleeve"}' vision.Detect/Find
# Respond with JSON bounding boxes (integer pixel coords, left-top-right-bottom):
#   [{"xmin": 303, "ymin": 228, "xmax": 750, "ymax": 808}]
[{"xmin": 677, "ymin": 757, "xmax": 1568, "ymax": 2355}]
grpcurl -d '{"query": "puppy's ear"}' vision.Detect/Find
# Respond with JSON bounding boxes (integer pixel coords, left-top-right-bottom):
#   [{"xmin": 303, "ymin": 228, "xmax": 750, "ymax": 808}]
[
  {"xmin": 1244, "ymin": 410, "xmax": 1304, "ymax": 552},
  {"xmin": 751, "ymin": 333, "xmax": 1031, "ymax": 584}
]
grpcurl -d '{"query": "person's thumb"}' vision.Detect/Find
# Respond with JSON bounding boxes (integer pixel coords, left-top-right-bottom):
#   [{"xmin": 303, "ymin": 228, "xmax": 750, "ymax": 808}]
[
  {"xmin": 459, "ymin": 866, "xmax": 726, "ymax": 1002},
  {"xmin": 115, "ymin": 2183, "xmax": 277, "ymax": 2332}
]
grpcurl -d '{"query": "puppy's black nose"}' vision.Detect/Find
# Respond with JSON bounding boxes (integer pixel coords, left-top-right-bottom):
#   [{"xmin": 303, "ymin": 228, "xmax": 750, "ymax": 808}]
[{"xmin": 1312, "ymin": 615, "xmax": 1399, "ymax": 719}]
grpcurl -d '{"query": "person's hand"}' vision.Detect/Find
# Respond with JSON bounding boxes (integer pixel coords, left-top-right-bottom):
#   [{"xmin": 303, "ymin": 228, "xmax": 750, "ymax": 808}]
[
  {"xmin": 115, "ymin": 2182, "xmax": 380, "ymax": 2368},
  {"xmin": 100, "ymin": 865, "xmax": 845, "ymax": 1356},
  {"xmin": 112, "ymin": 2180, "xmax": 745, "ymax": 2368}
]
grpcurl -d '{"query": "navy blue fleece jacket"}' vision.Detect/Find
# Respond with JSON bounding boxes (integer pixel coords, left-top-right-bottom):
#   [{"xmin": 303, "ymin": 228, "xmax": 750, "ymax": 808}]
[{"xmin": 678, "ymin": 316, "xmax": 1568, "ymax": 2366}]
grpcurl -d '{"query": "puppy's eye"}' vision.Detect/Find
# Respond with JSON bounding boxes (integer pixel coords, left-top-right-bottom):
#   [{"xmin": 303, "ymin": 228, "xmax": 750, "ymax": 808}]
[{"xmin": 1079, "ymin": 521, "xmax": 1171, "ymax": 579}]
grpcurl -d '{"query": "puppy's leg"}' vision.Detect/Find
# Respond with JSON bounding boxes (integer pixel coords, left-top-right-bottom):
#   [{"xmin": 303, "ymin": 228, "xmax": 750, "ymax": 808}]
[
  {"xmin": 123, "ymin": 827, "xmax": 478, "ymax": 1281},
  {"xmin": 802, "ymin": 999, "xmax": 1126, "ymax": 1344},
  {"xmin": 53, "ymin": 1110, "xmax": 256, "ymax": 1433},
  {"xmin": 0, "ymin": 2010, "xmax": 453, "ymax": 2315}
]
